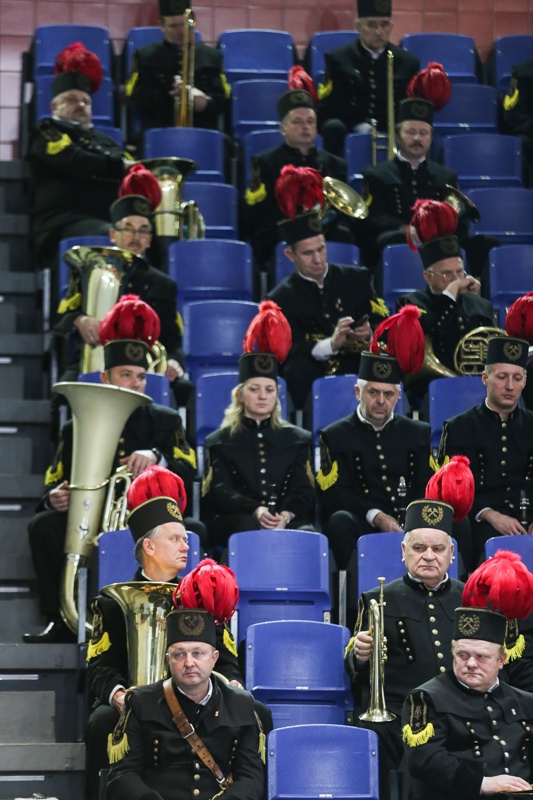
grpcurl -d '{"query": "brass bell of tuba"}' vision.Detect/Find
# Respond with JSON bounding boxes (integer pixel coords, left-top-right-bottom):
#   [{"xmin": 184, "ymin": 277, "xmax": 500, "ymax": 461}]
[
  {"xmin": 140, "ymin": 157, "xmax": 206, "ymax": 240},
  {"xmin": 55, "ymin": 382, "xmax": 152, "ymax": 634},
  {"xmin": 322, "ymin": 176, "xmax": 369, "ymax": 220},
  {"xmin": 359, "ymin": 577, "xmax": 396, "ymax": 723}
]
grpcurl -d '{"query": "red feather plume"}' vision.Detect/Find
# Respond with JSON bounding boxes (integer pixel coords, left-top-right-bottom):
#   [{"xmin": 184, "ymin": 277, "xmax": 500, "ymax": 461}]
[
  {"xmin": 119, "ymin": 164, "xmax": 162, "ymax": 210},
  {"xmin": 172, "ymin": 558, "xmax": 239, "ymax": 625},
  {"xmin": 462, "ymin": 550, "xmax": 533, "ymax": 620},
  {"xmin": 126, "ymin": 464, "xmax": 187, "ymax": 514},
  {"xmin": 407, "ymin": 62, "xmax": 452, "ymax": 111},
  {"xmin": 506, "ymin": 293, "xmax": 533, "ymax": 344},
  {"xmin": 407, "ymin": 198, "xmax": 459, "ymax": 251},
  {"xmin": 425, "ymin": 455, "xmax": 475, "ymax": 522},
  {"xmin": 288, "ymin": 66, "xmax": 318, "ymax": 105},
  {"xmin": 243, "ymin": 300, "xmax": 292, "ymax": 364},
  {"xmin": 275, "ymin": 165, "xmax": 324, "ymax": 220},
  {"xmin": 99, "ymin": 294, "xmax": 161, "ymax": 347},
  {"xmin": 370, "ymin": 305, "xmax": 425, "ymax": 374},
  {"xmin": 54, "ymin": 42, "xmax": 103, "ymax": 93}
]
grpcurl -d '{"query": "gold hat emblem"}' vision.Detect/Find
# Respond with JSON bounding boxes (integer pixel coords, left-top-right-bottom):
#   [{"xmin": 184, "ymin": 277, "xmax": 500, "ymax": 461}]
[
  {"xmin": 421, "ymin": 503, "xmax": 444, "ymax": 526},
  {"xmin": 133, "ymin": 198, "xmax": 152, "ymax": 216},
  {"xmin": 503, "ymin": 340, "xmax": 523, "ymax": 362},
  {"xmin": 373, "ymin": 360, "xmax": 393, "ymax": 379},
  {"xmin": 178, "ymin": 612, "xmax": 206, "ymax": 637},
  {"xmin": 291, "ymin": 90, "xmax": 309, "ymax": 105},
  {"xmin": 411, "ymin": 101, "xmax": 430, "ymax": 119},
  {"xmin": 253, "ymin": 354, "xmax": 275, "ymax": 374},
  {"xmin": 124, "ymin": 342, "xmax": 145, "ymax": 362},
  {"xmin": 457, "ymin": 613, "xmax": 481, "ymax": 637},
  {"xmin": 167, "ymin": 501, "xmax": 182, "ymax": 520},
  {"xmin": 439, "ymin": 236, "xmax": 459, "ymax": 255}
]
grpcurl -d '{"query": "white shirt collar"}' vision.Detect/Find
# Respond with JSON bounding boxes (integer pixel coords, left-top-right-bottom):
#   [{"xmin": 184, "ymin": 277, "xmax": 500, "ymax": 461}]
[
  {"xmin": 356, "ymin": 403, "xmax": 394, "ymax": 431},
  {"xmin": 176, "ymin": 677, "xmax": 214, "ymax": 706},
  {"xmin": 297, "ymin": 262, "xmax": 329, "ymax": 288}
]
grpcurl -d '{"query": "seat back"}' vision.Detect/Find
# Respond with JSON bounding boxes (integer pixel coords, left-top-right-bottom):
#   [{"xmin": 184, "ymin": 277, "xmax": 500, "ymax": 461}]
[
  {"xmin": 35, "ymin": 74, "xmax": 115, "ymax": 126},
  {"xmin": 228, "ymin": 530, "xmax": 331, "ymax": 643},
  {"xmin": 312, "ymin": 374, "xmax": 358, "ymax": 446},
  {"xmin": 489, "ymin": 245, "xmax": 533, "ymax": 326},
  {"xmin": 381, "ymin": 244, "xmax": 426, "ymax": 312},
  {"xmin": 33, "ymin": 24, "xmax": 113, "ymax": 78},
  {"xmin": 243, "ymin": 129, "xmax": 285, "ymax": 187},
  {"xmin": 432, "ymin": 85, "xmax": 498, "ymax": 152},
  {"xmin": 218, "ymin": 30, "xmax": 295, "ymax": 84},
  {"xmin": 181, "ymin": 182, "xmax": 238, "ymax": 239},
  {"xmin": 274, "ymin": 241, "xmax": 359, "ymax": 285},
  {"xmin": 468, "ymin": 187, "xmax": 533, "ymax": 244},
  {"xmin": 428, "ymin": 375, "xmax": 485, "ymax": 448},
  {"xmin": 231, "ymin": 79, "xmax": 288, "ymax": 143},
  {"xmin": 402, "ymin": 33, "xmax": 478, "ymax": 83},
  {"xmin": 143, "ymin": 128, "xmax": 226, "ymax": 182},
  {"xmin": 267, "ymin": 725, "xmax": 379, "ymax": 800},
  {"xmin": 122, "ymin": 26, "xmax": 164, "ymax": 78},
  {"xmin": 78, "ymin": 371, "xmax": 172, "ymax": 407},
  {"xmin": 442, "ymin": 133, "xmax": 522, "ymax": 190},
  {"xmin": 97, "ymin": 529, "xmax": 201, "ymax": 587},
  {"xmin": 345, "ymin": 132, "xmax": 388, "ymax": 193},
  {"xmin": 485, "ymin": 536, "xmax": 533, "ymax": 572},
  {"xmin": 494, "ymin": 35, "xmax": 533, "ymax": 91},
  {"xmin": 307, "ymin": 31, "xmax": 358, "ymax": 83}
]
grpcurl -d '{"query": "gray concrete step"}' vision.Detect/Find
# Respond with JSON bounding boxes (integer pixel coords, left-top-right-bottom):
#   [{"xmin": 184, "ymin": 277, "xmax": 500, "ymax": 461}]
[
  {"xmin": 0, "ymin": 526, "xmax": 33, "ymax": 581},
  {"xmin": 0, "ymin": 742, "xmax": 85, "ymax": 770},
  {"xmin": 0, "ymin": 437, "xmax": 32, "ymax": 475},
  {"xmin": 0, "ymin": 691, "xmax": 55, "ymax": 743},
  {"xmin": 0, "ymin": 771, "xmax": 84, "ymax": 799},
  {"xmin": 0, "ymin": 475, "xmax": 43, "ymax": 501},
  {"xmin": 0, "ymin": 365, "xmax": 24, "ymax": 399},
  {"xmin": 0, "ymin": 591, "xmax": 43, "ymax": 641}
]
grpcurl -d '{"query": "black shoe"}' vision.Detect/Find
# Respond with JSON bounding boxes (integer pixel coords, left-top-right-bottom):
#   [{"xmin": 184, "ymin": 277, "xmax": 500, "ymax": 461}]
[{"xmin": 23, "ymin": 620, "xmax": 76, "ymax": 644}]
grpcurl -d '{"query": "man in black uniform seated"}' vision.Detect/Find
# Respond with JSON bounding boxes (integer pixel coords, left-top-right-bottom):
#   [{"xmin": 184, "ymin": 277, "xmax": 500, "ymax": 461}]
[
  {"xmin": 438, "ymin": 335, "xmax": 533, "ymax": 568},
  {"xmin": 85, "ymin": 470, "xmax": 245, "ymax": 800},
  {"xmin": 29, "ymin": 49, "xmax": 131, "ymax": 261},
  {"xmin": 126, "ymin": 0, "xmax": 229, "ymax": 135},
  {"xmin": 347, "ymin": 499, "xmax": 462, "ymax": 799},
  {"xmin": 317, "ymin": 352, "xmax": 432, "ymax": 570},
  {"xmin": 244, "ymin": 88, "xmax": 350, "ymax": 272},
  {"xmin": 23, "ymin": 298, "xmax": 200, "ymax": 645},
  {"xmin": 202, "ymin": 302, "xmax": 316, "ymax": 548},
  {"xmin": 317, "ymin": 0, "xmax": 419, "ymax": 157},
  {"xmin": 107, "ymin": 607, "xmax": 265, "ymax": 800},
  {"xmin": 501, "ymin": 58, "xmax": 533, "ymax": 187},
  {"xmin": 268, "ymin": 205, "xmax": 388, "ymax": 409}
]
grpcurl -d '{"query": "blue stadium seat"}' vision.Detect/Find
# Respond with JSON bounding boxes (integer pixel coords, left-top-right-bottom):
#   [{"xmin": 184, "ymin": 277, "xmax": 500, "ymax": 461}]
[
  {"xmin": 485, "ymin": 536, "xmax": 533, "ymax": 572},
  {"xmin": 312, "ymin": 374, "xmax": 358, "ymax": 447},
  {"xmin": 78, "ymin": 371, "xmax": 172, "ymax": 407},
  {"xmin": 35, "ymin": 74, "xmax": 115, "ymax": 126},
  {"xmin": 181, "ymin": 182, "xmax": 238, "ymax": 238},
  {"xmin": 442, "ymin": 134, "xmax": 522, "ymax": 190},
  {"xmin": 32, "ymin": 24, "xmax": 113, "ymax": 78},
  {"xmin": 98, "ymin": 529, "xmax": 201, "ymax": 587},
  {"xmin": 274, "ymin": 240, "xmax": 359, "ymax": 285},
  {"xmin": 381, "ymin": 244, "xmax": 425, "ymax": 312},
  {"xmin": 231, "ymin": 79, "xmax": 288, "ymax": 143},
  {"xmin": 228, "ymin": 530, "xmax": 331, "ymax": 644},
  {"xmin": 95, "ymin": 125, "xmax": 124, "ymax": 148},
  {"xmin": 167, "ymin": 239, "xmax": 253, "ymax": 312},
  {"xmin": 58, "ymin": 235, "xmax": 112, "ymax": 299},
  {"xmin": 183, "ymin": 300, "xmax": 257, "ymax": 383},
  {"xmin": 267, "ymin": 725, "xmax": 379, "ymax": 800},
  {"xmin": 122, "ymin": 26, "xmax": 164, "ymax": 79},
  {"xmin": 402, "ymin": 33, "xmax": 479, "ymax": 83},
  {"xmin": 245, "ymin": 620, "xmax": 353, "ymax": 728},
  {"xmin": 493, "ymin": 35, "xmax": 533, "ymax": 91},
  {"xmin": 218, "ymin": 30, "xmax": 295, "ymax": 85},
  {"xmin": 468, "ymin": 187, "xmax": 533, "ymax": 244},
  {"xmin": 143, "ymin": 128, "xmax": 226, "ymax": 182},
  {"xmin": 243, "ymin": 129, "xmax": 284, "ymax": 187},
  {"xmin": 489, "ymin": 245, "xmax": 533, "ymax": 327},
  {"xmin": 428, "ymin": 375, "xmax": 486, "ymax": 449},
  {"xmin": 307, "ymin": 31, "xmax": 358, "ymax": 84},
  {"xmin": 345, "ymin": 132, "xmax": 387, "ymax": 193},
  {"xmin": 432, "ymin": 85, "xmax": 498, "ymax": 154}
]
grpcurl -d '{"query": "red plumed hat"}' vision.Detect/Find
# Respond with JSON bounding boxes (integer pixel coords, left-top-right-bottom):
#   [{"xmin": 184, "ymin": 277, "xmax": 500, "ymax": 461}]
[
  {"xmin": 126, "ymin": 465, "xmax": 187, "ymax": 542},
  {"xmin": 506, "ymin": 293, "xmax": 533, "ymax": 344},
  {"xmin": 275, "ymin": 165, "xmax": 324, "ymax": 220},
  {"xmin": 407, "ymin": 198, "xmax": 458, "ymax": 250},
  {"xmin": 118, "ymin": 163, "xmax": 162, "ymax": 210},
  {"xmin": 407, "ymin": 62, "xmax": 452, "ymax": 111},
  {"xmin": 243, "ymin": 301, "xmax": 292, "ymax": 365},
  {"xmin": 425, "ymin": 455, "xmax": 475, "ymax": 523},
  {"xmin": 99, "ymin": 294, "xmax": 160, "ymax": 348},
  {"xmin": 54, "ymin": 41, "xmax": 103, "ymax": 93},
  {"xmin": 370, "ymin": 304, "xmax": 425, "ymax": 375},
  {"xmin": 288, "ymin": 66, "xmax": 318, "ymax": 105},
  {"xmin": 172, "ymin": 558, "xmax": 239, "ymax": 625},
  {"xmin": 462, "ymin": 550, "xmax": 533, "ymax": 621}
]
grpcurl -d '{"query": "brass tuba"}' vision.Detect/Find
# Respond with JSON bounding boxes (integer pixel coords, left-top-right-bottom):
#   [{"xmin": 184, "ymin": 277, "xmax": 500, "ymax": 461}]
[
  {"xmin": 140, "ymin": 157, "xmax": 206, "ymax": 240},
  {"xmin": 359, "ymin": 577, "xmax": 396, "ymax": 723},
  {"xmin": 322, "ymin": 176, "xmax": 368, "ymax": 220},
  {"xmin": 55, "ymin": 382, "xmax": 152, "ymax": 634},
  {"xmin": 174, "ymin": 8, "xmax": 196, "ymax": 127},
  {"xmin": 371, "ymin": 49, "xmax": 396, "ymax": 166}
]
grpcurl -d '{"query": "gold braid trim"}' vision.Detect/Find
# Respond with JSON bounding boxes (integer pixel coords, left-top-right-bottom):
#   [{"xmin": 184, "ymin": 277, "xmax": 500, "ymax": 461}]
[
  {"xmin": 107, "ymin": 731, "xmax": 129, "ymax": 763},
  {"xmin": 173, "ymin": 445, "xmax": 197, "ymax": 470},
  {"xmin": 429, "ymin": 454, "xmax": 440, "ymax": 473},
  {"xmin": 176, "ymin": 311, "xmax": 184, "ymax": 336},
  {"xmin": 503, "ymin": 88, "xmax": 519, "ymax": 111},
  {"xmin": 125, "ymin": 71, "xmax": 138, "ymax": 97},
  {"xmin": 506, "ymin": 633, "xmax": 526, "ymax": 663},
  {"xmin": 317, "ymin": 460, "xmax": 339, "ymax": 491},
  {"xmin": 254, "ymin": 711, "xmax": 266, "ymax": 764},
  {"xmin": 46, "ymin": 133, "xmax": 72, "ymax": 155},
  {"xmin": 370, "ymin": 297, "xmax": 389, "ymax": 317},
  {"xmin": 244, "ymin": 183, "xmax": 267, "ymax": 206},
  {"xmin": 345, "ymin": 634, "xmax": 356, "ymax": 659},
  {"xmin": 45, "ymin": 461, "xmax": 64, "ymax": 486},
  {"xmin": 402, "ymin": 722, "xmax": 435, "ymax": 747},
  {"xmin": 317, "ymin": 79, "xmax": 332, "ymax": 100},
  {"xmin": 220, "ymin": 73, "xmax": 231, "ymax": 98},
  {"xmin": 223, "ymin": 626, "xmax": 238, "ymax": 657},
  {"xmin": 57, "ymin": 292, "xmax": 81, "ymax": 314},
  {"xmin": 86, "ymin": 632, "xmax": 112, "ymax": 661}
]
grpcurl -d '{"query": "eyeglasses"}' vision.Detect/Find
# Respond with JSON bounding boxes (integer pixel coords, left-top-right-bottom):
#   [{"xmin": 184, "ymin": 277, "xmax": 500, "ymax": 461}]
[
  {"xmin": 114, "ymin": 224, "xmax": 153, "ymax": 236},
  {"xmin": 426, "ymin": 268, "xmax": 466, "ymax": 281}
]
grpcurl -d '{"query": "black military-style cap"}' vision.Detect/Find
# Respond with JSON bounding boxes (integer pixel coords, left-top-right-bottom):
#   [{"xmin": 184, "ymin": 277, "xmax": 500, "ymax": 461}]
[
  {"xmin": 278, "ymin": 208, "xmax": 323, "ymax": 246},
  {"xmin": 486, "ymin": 336, "xmax": 529, "ymax": 368},
  {"xmin": 159, "ymin": 0, "xmax": 189, "ymax": 15},
  {"xmin": 277, "ymin": 90, "xmax": 315, "ymax": 121},
  {"xmin": 239, "ymin": 353, "xmax": 279, "ymax": 383},
  {"xmin": 103, "ymin": 339, "xmax": 150, "ymax": 371},
  {"xmin": 127, "ymin": 496, "xmax": 184, "ymax": 543},
  {"xmin": 110, "ymin": 195, "xmax": 154, "ymax": 225},
  {"xmin": 166, "ymin": 608, "xmax": 217, "ymax": 647},
  {"xmin": 419, "ymin": 235, "xmax": 462, "ymax": 270},
  {"xmin": 358, "ymin": 0, "xmax": 391, "ymax": 17},
  {"xmin": 358, "ymin": 352, "xmax": 402, "ymax": 384},
  {"xmin": 453, "ymin": 607, "xmax": 507, "ymax": 646},
  {"xmin": 404, "ymin": 499, "xmax": 454, "ymax": 536},
  {"xmin": 52, "ymin": 70, "xmax": 92, "ymax": 98},
  {"xmin": 397, "ymin": 98, "xmax": 434, "ymax": 125}
]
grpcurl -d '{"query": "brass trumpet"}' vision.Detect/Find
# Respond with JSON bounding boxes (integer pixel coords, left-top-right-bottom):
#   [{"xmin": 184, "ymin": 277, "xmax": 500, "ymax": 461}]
[{"xmin": 359, "ymin": 577, "xmax": 396, "ymax": 723}]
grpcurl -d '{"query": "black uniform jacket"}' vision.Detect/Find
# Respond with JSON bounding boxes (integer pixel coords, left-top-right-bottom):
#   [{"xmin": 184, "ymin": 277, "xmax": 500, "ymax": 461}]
[
  {"xmin": 203, "ymin": 418, "xmax": 315, "ymax": 521},
  {"xmin": 87, "ymin": 567, "xmax": 242, "ymax": 706},
  {"xmin": 29, "ymin": 118, "xmax": 126, "ymax": 241},
  {"xmin": 399, "ymin": 287, "xmax": 495, "ymax": 372},
  {"xmin": 318, "ymin": 40, "xmax": 419, "ymax": 132},
  {"xmin": 501, "ymin": 58, "xmax": 533, "ymax": 139},
  {"xmin": 107, "ymin": 675, "xmax": 265, "ymax": 800},
  {"xmin": 318, "ymin": 412, "xmax": 431, "ymax": 525},
  {"xmin": 439, "ymin": 402, "xmax": 533, "ymax": 520},
  {"xmin": 127, "ymin": 40, "xmax": 229, "ymax": 130},
  {"xmin": 402, "ymin": 670, "xmax": 533, "ymax": 800},
  {"xmin": 346, "ymin": 575, "xmax": 464, "ymax": 717}
]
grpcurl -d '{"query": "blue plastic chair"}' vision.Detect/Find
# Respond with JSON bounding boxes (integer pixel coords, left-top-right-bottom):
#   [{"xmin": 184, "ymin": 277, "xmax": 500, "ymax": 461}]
[
  {"xmin": 402, "ymin": 33, "xmax": 478, "ymax": 84},
  {"xmin": 32, "ymin": 24, "xmax": 113, "ymax": 78},
  {"xmin": 245, "ymin": 620, "xmax": 353, "ymax": 728},
  {"xmin": 357, "ymin": 531, "xmax": 459, "ymax": 596},
  {"xmin": 432, "ymin": 85, "xmax": 498, "ymax": 154},
  {"xmin": 228, "ymin": 530, "xmax": 331, "ymax": 644},
  {"xmin": 267, "ymin": 725, "xmax": 380, "ymax": 800},
  {"xmin": 95, "ymin": 125, "xmax": 124, "ymax": 148},
  {"xmin": 143, "ymin": 128, "xmax": 226, "ymax": 182},
  {"xmin": 183, "ymin": 300, "xmax": 257, "ymax": 383},
  {"xmin": 428, "ymin": 375, "xmax": 486, "ymax": 449},
  {"xmin": 381, "ymin": 244, "xmax": 426, "ymax": 312},
  {"xmin": 218, "ymin": 30, "xmax": 295, "ymax": 85},
  {"xmin": 345, "ymin": 132, "xmax": 387, "ymax": 193},
  {"xmin": 167, "ymin": 239, "xmax": 253, "ymax": 311},
  {"xmin": 312, "ymin": 374, "xmax": 358, "ymax": 448},
  {"xmin": 485, "ymin": 536, "xmax": 533, "ymax": 572},
  {"xmin": 442, "ymin": 134, "xmax": 522, "ymax": 190},
  {"xmin": 78, "ymin": 371, "xmax": 172, "ymax": 407},
  {"xmin": 274, "ymin": 240, "xmax": 359, "ymax": 285},
  {"xmin": 493, "ymin": 35, "xmax": 533, "ymax": 91},
  {"xmin": 489, "ymin": 245, "xmax": 533, "ymax": 327},
  {"xmin": 181, "ymin": 182, "xmax": 238, "ymax": 239},
  {"xmin": 231, "ymin": 79, "xmax": 288, "ymax": 143},
  {"xmin": 468, "ymin": 187, "xmax": 533, "ymax": 245},
  {"xmin": 35, "ymin": 74, "xmax": 115, "ymax": 126},
  {"xmin": 243, "ymin": 129, "xmax": 284, "ymax": 187},
  {"xmin": 58, "ymin": 235, "xmax": 112, "ymax": 299},
  {"xmin": 307, "ymin": 30, "xmax": 359, "ymax": 84},
  {"xmin": 97, "ymin": 529, "xmax": 201, "ymax": 587},
  {"xmin": 122, "ymin": 26, "xmax": 164, "ymax": 79}
]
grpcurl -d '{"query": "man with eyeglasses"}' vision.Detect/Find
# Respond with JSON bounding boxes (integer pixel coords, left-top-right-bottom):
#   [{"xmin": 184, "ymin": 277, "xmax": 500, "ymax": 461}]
[{"xmin": 317, "ymin": 0, "xmax": 419, "ymax": 158}]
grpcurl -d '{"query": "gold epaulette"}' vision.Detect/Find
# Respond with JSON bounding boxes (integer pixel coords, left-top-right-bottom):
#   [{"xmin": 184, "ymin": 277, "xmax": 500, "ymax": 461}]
[
  {"xmin": 125, "ymin": 71, "xmax": 138, "ymax": 97},
  {"xmin": 173, "ymin": 445, "xmax": 197, "ymax": 470},
  {"xmin": 316, "ymin": 435, "xmax": 338, "ymax": 490},
  {"xmin": 370, "ymin": 297, "xmax": 389, "ymax": 317},
  {"xmin": 176, "ymin": 310, "xmax": 184, "ymax": 336},
  {"xmin": 220, "ymin": 73, "xmax": 231, "ymax": 99},
  {"xmin": 46, "ymin": 133, "xmax": 72, "ymax": 156},
  {"xmin": 107, "ymin": 694, "xmax": 132, "ymax": 763},
  {"xmin": 503, "ymin": 77, "xmax": 519, "ymax": 112},
  {"xmin": 403, "ymin": 692, "xmax": 434, "ymax": 747},
  {"xmin": 223, "ymin": 626, "xmax": 238, "ymax": 657},
  {"xmin": 344, "ymin": 633, "xmax": 356, "ymax": 659},
  {"xmin": 317, "ymin": 79, "xmax": 332, "ymax": 100},
  {"xmin": 86, "ymin": 632, "xmax": 112, "ymax": 660},
  {"xmin": 506, "ymin": 632, "xmax": 526, "ymax": 663},
  {"xmin": 57, "ymin": 292, "xmax": 82, "ymax": 315},
  {"xmin": 245, "ymin": 183, "xmax": 267, "ymax": 206},
  {"xmin": 45, "ymin": 461, "xmax": 64, "ymax": 486}
]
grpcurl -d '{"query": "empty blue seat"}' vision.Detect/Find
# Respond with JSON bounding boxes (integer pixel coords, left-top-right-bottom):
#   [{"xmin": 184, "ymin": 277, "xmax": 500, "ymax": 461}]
[
  {"xmin": 489, "ymin": 245, "xmax": 533, "ymax": 327},
  {"xmin": 307, "ymin": 30, "xmax": 359, "ymax": 84},
  {"xmin": 312, "ymin": 374, "xmax": 358, "ymax": 447},
  {"xmin": 144, "ymin": 128, "xmax": 226, "ymax": 182},
  {"xmin": 181, "ymin": 182, "xmax": 238, "ymax": 239},
  {"xmin": 228, "ymin": 530, "xmax": 331, "ymax": 644},
  {"xmin": 231, "ymin": 79, "xmax": 288, "ymax": 143},
  {"xmin": 428, "ymin": 375, "xmax": 486, "ymax": 449},
  {"xmin": 35, "ymin": 74, "xmax": 115, "ymax": 126},
  {"xmin": 58, "ymin": 235, "xmax": 112, "ymax": 299},
  {"xmin": 218, "ymin": 30, "xmax": 295, "ymax": 85},
  {"xmin": 493, "ymin": 35, "xmax": 533, "ymax": 91},
  {"xmin": 485, "ymin": 536, "xmax": 533, "ymax": 572},
  {"xmin": 32, "ymin": 24, "xmax": 113, "ymax": 78},
  {"xmin": 78, "ymin": 371, "xmax": 172, "ymax": 407},
  {"xmin": 442, "ymin": 134, "xmax": 522, "ymax": 190},
  {"xmin": 468, "ymin": 187, "xmax": 533, "ymax": 244},
  {"xmin": 274, "ymin": 240, "xmax": 359, "ymax": 285},
  {"xmin": 345, "ymin": 131, "xmax": 387, "ymax": 193},
  {"xmin": 432, "ymin": 85, "xmax": 498, "ymax": 154},
  {"xmin": 95, "ymin": 125, "xmax": 124, "ymax": 148},
  {"xmin": 381, "ymin": 244, "xmax": 425, "ymax": 312},
  {"xmin": 402, "ymin": 33, "xmax": 479, "ymax": 84},
  {"xmin": 267, "ymin": 725, "xmax": 379, "ymax": 800},
  {"xmin": 245, "ymin": 620, "xmax": 353, "ymax": 728}
]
